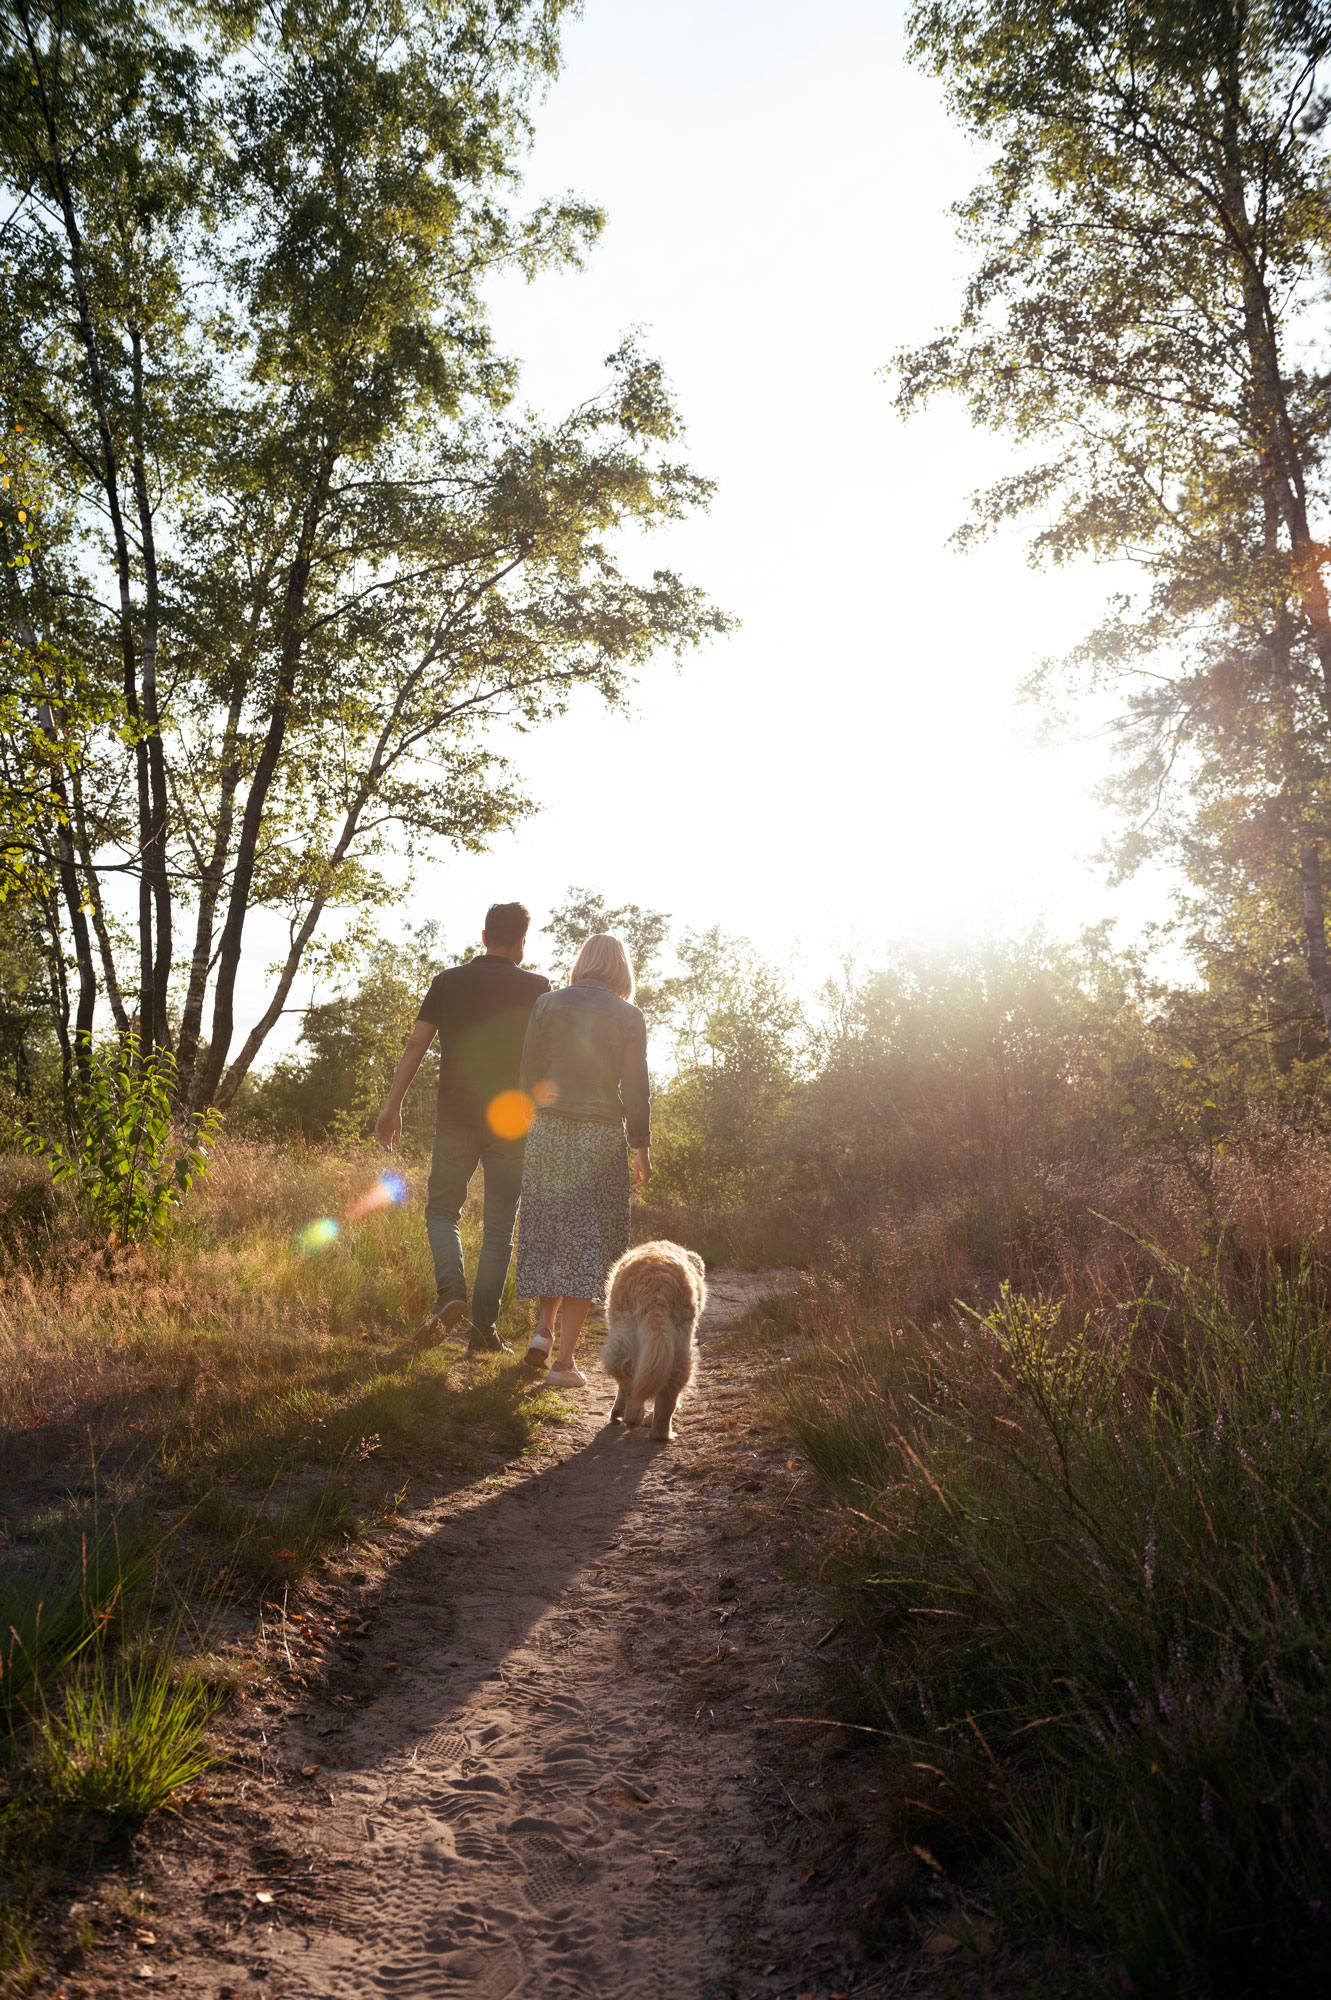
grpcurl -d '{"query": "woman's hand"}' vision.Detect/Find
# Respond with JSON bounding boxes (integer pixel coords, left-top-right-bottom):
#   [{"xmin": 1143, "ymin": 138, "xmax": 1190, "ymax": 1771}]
[{"xmin": 633, "ymin": 1146, "xmax": 652, "ymax": 1190}]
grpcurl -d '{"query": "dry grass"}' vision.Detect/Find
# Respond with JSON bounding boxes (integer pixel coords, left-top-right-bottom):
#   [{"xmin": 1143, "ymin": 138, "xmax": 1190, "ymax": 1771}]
[
  {"xmin": 806, "ymin": 1116, "xmax": 1331, "ymax": 1339},
  {"xmin": 631, "ymin": 1196, "xmax": 818, "ymax": 1270},
  {"xmin": 0, "ymin": 1138, "xmax": 503, "ymax": 1463}
]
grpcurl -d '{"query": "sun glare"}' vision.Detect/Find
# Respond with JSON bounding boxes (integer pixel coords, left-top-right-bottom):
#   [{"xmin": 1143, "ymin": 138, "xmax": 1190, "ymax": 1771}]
[{"xmin": 295, "ymin": 1216, "xmax": 340, "ymax": 1255}]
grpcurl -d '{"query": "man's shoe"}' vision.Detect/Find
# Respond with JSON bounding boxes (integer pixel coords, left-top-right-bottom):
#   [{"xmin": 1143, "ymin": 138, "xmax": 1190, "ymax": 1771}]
[
  {"xmin": 408, "ymin": 1297, "xmax": 468, "ymax": 1350},
  {"xmin": 465, "ymin": 1325, "xmax": 511, "ymax": 1356}
]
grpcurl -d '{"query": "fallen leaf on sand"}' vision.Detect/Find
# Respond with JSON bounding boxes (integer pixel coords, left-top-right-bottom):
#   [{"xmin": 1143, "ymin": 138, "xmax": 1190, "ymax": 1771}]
[
  {"xmin": 255, "ymin": 1892, "xmax": 274, "ymax": 1906},
  {"xmin": 384, "ymin": 1661, "xmax": 401, "ymax": 1674},
  {"xmin": 300, "ymin": 1765, "xmax": 321, "ymax": 1778},
  {"xmin": 928, "ymin": 1914, "xmax": 996, "ymax": 1958},
  {"xmin": 274, "ymin": 1548, "xmax": 296, "ymax": 1559},
  {"xmin": 134, "ymin": 1929, "xmax": 156, "ymax": 1945},
  {"xmin": 912, "ymin": 1842, "xmax": 944, "ymax": 1874}
]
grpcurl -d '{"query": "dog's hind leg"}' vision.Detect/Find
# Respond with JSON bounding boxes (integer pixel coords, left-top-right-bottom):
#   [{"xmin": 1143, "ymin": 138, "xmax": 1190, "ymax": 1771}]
[
  {"xmin": 649, "ymin": 1384, "xmax": 681, "ymax": 1443},
  {"xmin": 608, "ymin": 1383, "xmax": 627, "ymax": 1424}
]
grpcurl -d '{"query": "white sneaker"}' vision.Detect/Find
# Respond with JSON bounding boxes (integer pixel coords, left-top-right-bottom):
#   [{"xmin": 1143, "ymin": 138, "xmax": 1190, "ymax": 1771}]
[
  {"xmin": 547, "ymin": 1365, "xmax": 587, "ymax": 1389},
  {"xmin": 521, "ymin": 1328, "xmax": 553, "ymax": 1372}
]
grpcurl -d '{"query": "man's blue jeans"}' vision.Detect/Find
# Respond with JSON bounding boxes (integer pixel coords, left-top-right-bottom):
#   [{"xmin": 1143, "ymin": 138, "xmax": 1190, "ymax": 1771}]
[{"xmin": 424, "ymin": 1122, "xmax": 525, "ymax": 1336}]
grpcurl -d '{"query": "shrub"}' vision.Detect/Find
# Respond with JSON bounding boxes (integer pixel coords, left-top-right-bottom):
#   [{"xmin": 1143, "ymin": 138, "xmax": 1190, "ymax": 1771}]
[{"xmin": 22, "ymin": 1041, "xmax": 220, "ymax": 1248}]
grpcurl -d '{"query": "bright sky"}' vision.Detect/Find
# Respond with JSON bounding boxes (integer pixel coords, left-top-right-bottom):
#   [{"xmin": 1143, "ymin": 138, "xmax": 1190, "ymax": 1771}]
[{"xmin": 243, "ymin": 0, "xmax": 1173, "ymax": 1046}]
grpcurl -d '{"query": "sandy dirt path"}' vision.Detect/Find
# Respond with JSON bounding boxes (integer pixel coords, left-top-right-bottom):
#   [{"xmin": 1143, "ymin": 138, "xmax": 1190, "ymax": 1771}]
[{"xmin": 115, "ymin": 1272, "xmax": 870, "ymax": 2000}]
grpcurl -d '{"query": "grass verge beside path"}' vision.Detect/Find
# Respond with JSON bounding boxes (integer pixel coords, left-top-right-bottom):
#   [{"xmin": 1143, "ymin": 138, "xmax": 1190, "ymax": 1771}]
[
  {"xmin": 0, "ymin": 1140, "xmax": 569, "ymax": 1990},
  {"xmin": 773, "ymin": 1245, "xmax": 1331, "ymax": 1998}
]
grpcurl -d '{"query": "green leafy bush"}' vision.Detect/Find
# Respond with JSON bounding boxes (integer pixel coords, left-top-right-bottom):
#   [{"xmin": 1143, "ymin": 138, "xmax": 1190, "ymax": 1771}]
[{"xmin": 23, "ymin": 1041, "xmax": 220, "ymax": 1247}]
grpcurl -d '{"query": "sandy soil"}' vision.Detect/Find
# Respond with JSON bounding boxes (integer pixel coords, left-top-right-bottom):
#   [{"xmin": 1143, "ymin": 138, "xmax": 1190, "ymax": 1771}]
[{"xmin": 60, "ymin": 1273, "xmax": 892, "ymax": 2000}]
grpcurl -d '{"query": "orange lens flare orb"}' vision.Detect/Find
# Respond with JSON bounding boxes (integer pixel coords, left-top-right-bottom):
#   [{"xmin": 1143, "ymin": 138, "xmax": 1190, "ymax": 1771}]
[{"xmin": 487, "ymin": 1089, "xmax": 535, "ymax": 1139}]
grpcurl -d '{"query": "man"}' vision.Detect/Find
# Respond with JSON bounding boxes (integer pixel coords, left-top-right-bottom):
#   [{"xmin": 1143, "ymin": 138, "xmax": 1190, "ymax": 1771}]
[{"xmin": 375, "ymin": 902, "xmax": 550, "ymax": 1354}]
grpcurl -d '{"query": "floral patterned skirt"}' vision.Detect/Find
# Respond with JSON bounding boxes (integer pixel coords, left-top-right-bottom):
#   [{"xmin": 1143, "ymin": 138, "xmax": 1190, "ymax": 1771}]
[{"xmin": 515, "ymin": 1113, "xmax": 630, "ymax": 1301}]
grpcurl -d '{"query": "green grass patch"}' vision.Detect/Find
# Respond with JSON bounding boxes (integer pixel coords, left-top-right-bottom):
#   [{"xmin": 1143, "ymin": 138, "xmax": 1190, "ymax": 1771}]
[
  {"xmin": 0, "ymin": 1513, "xmax": 152, "ymax": 1728},
  {"xmin": 38, "ymin": 1651, "xmax": 219, "ymax": 1819}
]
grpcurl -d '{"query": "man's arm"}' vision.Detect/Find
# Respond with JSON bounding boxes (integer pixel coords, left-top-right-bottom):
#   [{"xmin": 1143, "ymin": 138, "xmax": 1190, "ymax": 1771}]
[{"xmin": 375, "ymin": 1019, "xmax": 436, "ymax": 1148}]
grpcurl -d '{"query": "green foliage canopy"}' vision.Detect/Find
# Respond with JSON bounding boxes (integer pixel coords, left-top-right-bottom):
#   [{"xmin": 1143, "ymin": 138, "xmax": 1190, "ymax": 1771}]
[{"xmin": 0, "ymin": 0, "xmax": 726, "ymax": 1109}]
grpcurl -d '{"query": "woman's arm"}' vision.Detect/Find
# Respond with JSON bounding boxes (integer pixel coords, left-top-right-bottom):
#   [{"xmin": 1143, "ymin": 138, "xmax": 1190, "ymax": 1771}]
[
  {"xmin": 519, "ymin": 995, "xmax": 547, "ymax": 1099},
  {"xmin": 620, "ymin": 1007, "xmax": 651, "ymax": 1155}
]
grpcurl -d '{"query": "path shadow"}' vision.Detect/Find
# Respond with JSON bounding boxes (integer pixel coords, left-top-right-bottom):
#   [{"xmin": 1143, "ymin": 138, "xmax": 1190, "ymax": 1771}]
[{"xmin": 326, "ymin": 1414, "xmax": 663, "ymax": 1769}]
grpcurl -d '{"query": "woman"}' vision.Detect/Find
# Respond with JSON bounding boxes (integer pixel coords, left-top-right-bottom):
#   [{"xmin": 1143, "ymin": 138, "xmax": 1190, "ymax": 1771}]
[{"xmin": 515, "ymin": 932, "xmax": 651, "ymax": 1385}]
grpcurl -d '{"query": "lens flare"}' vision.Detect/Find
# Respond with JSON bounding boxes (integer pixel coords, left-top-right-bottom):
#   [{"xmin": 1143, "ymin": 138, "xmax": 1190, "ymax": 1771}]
[
  {"xmin": 348, "ymin": 1170, "xmax": 409, "ymax": 1221},
  {"xmin": 296, "ymin": 1216, "xmax": 340, "ymax": 1255},
  {"xmin": 487, "ymin": 1089, "xmax": 535, "ymax": 1139}
]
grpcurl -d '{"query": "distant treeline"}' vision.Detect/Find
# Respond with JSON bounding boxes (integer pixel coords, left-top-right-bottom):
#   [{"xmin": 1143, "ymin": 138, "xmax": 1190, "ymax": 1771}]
[{"xmin": 213, "ymin": 887, "xmax": 1331, "ymax": 1235}]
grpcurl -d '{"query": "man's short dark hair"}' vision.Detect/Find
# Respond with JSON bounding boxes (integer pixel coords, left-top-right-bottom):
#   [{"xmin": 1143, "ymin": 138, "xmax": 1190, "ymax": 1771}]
[{"xmin": 484, "ymin": 901, "xmax": 530, "ymax": 947}]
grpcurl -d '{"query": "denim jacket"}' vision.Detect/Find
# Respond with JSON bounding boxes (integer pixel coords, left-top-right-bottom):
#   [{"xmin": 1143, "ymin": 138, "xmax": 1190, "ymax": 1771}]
[{"xmin": 519, "ymin": 979, "xmax": 651, "ymax": 1149}]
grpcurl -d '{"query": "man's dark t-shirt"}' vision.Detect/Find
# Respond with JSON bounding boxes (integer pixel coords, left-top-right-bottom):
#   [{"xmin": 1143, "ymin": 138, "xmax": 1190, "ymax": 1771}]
[{"xmin": 417, "ymin": 957, "xmax": 551, "ymax": 1131}]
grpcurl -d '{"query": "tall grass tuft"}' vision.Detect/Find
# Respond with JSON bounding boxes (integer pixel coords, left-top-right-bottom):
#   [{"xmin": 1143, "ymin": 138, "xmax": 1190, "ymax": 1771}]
[
  {"xmin": 784, "ymin": 1245, "xmax": 1331, "ymax": 1995},
  {"xmin": 0, "ymin": 1515, "xmax": 150, "ymax": 1726},
  {"xmin": 38, "ymin": 1651, "xmax": 218, "ymax": 1819}
]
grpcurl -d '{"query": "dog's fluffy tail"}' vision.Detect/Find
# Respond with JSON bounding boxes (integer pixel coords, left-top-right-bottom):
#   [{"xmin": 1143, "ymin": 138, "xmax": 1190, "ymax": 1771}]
[{"xmin": 628, "ymin": 1307, "xmax": 680, "ymax": 1405}]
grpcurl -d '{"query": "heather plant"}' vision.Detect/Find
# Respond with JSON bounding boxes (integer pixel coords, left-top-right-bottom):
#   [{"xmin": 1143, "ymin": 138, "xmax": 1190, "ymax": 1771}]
[{"xmin": 784, "ymin": 1248, "xmax": 1331, "ymax": 1993}]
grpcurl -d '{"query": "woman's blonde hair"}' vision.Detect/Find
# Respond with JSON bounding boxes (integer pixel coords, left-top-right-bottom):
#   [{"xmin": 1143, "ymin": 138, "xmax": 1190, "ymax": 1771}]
[{"xmin": 570, "ymin": 932, "xmax": 636, "ymax": 1001}]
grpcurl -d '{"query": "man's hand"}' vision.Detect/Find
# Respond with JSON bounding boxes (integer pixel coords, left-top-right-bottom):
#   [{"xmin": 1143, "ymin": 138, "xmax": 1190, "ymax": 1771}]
[
  {"xmin": 375, "ymin": 1022, "xmax": 436, "ymax": 1148},
  {"xmin": 633, "ymin": 1146, "xmax": 652, "ymax": 1190}
]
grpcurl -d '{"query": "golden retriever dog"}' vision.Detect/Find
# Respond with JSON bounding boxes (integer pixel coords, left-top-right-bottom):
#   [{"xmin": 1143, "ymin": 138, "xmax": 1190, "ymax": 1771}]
[{"xmin": 601, "ymin": 1240, "xmax": 706, "ymax": 1442}]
